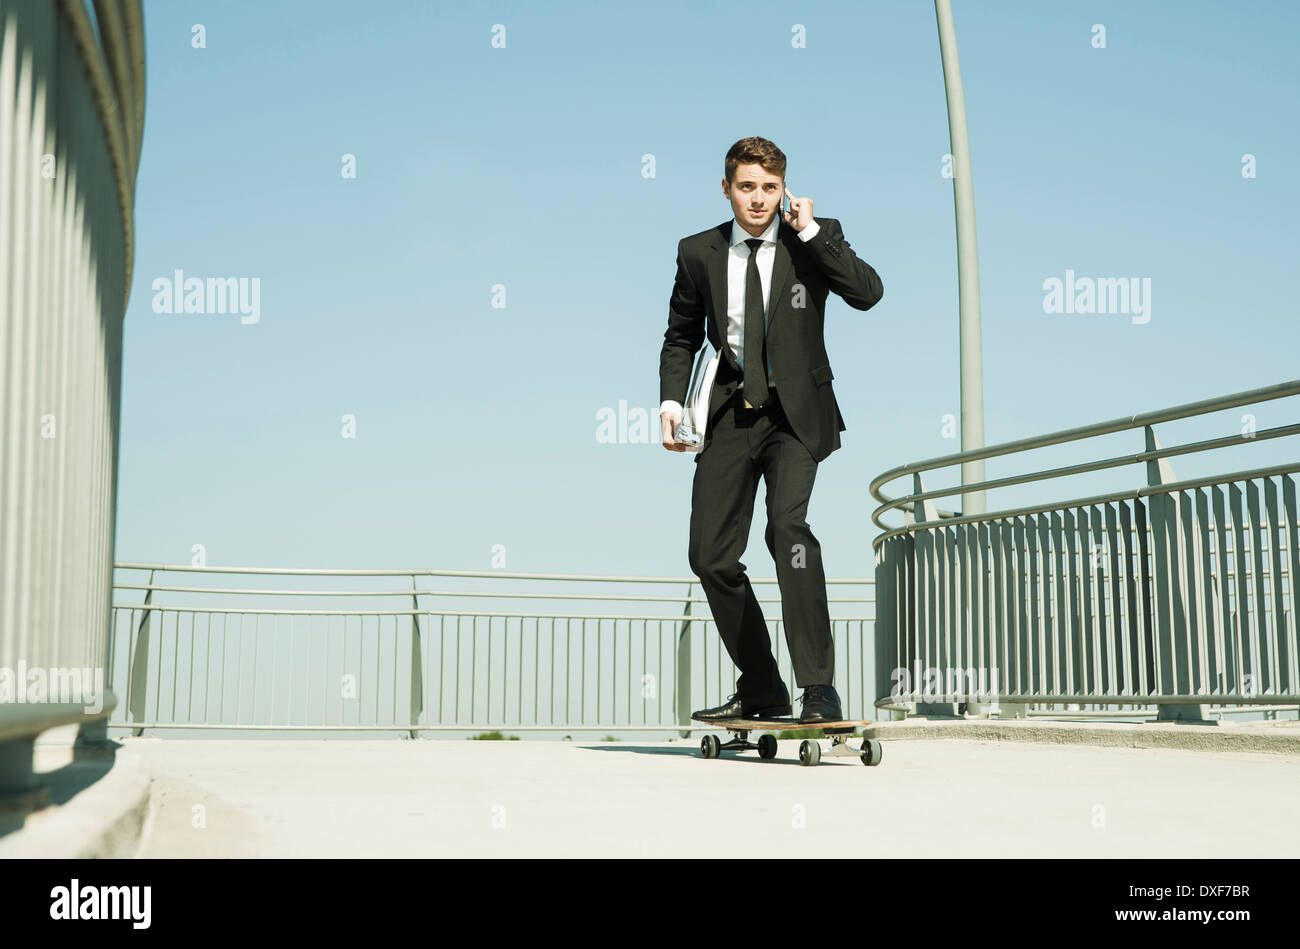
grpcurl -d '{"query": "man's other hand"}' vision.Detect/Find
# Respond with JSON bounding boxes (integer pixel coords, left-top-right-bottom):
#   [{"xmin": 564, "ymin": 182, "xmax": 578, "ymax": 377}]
[{"xmin": 661, "ymin": 412, "xmax": 686, "ymax": 451}]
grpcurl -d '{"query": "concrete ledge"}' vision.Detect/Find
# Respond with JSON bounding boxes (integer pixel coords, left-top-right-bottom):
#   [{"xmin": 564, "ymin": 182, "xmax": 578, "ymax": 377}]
[
  {"xmin": 0, "ymin": 732, "xmax": 153, "ymax": 859},
  {"xmin": 862, "ymin": 717, "xmax": 1300, "ymax": 755}
]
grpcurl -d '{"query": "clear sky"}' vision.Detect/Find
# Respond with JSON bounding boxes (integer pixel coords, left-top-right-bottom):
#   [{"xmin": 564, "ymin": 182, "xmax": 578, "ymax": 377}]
[{"xmin": 115, "ymin": 0, "xmax": 1300, "ymax": 582}]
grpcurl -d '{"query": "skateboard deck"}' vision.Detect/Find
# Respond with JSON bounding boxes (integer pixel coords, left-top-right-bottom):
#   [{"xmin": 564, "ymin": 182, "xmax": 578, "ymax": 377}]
[
  {"xmin": 691, "ymin": 716, "xmax": 872, "ymax": 732},
  {"xmin": 691, "ymin": 716, "xmax": 883, "ymax": 767}
]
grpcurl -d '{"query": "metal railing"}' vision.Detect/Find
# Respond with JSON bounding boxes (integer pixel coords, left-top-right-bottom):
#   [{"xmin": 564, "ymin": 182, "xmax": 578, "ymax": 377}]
[
  {"xmin": 0, "ymin": 1, "xmax": 144, "ymax": 803},
  {"xmin": 871, "ymin": 378, "xmax": 1300, "ymax": 722},
  {"xmin": 107, "ymin": 564, "xmax": 876, "ymax": 735}
]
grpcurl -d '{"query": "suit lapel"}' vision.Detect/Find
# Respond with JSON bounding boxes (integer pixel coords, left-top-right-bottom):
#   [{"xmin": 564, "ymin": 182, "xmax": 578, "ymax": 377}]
[
  {"xmin": 705, "ymin": 222, "xmax": 735, "ymax": 369},
  {"xmin": 766, "ymin": 224, "xmax": 795, "ymax": 331}
]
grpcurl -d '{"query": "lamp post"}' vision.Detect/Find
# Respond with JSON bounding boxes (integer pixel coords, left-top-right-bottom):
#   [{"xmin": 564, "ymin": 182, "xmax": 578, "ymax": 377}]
[{"xmin": 935, "ymin": 0, "xmax": 986, "ymax": 517}]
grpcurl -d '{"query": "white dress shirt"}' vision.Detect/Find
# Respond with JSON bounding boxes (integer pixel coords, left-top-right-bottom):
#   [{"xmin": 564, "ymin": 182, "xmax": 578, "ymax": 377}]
[{"xmin": 661, "ymin": 216, "xmax": 821, "ymax": 419}]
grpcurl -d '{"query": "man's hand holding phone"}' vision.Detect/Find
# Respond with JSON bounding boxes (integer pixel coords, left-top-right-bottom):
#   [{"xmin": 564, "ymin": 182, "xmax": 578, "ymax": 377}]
[{"xmin": 781, "ymin": 186, "xmax": 814, "ymax": 232}]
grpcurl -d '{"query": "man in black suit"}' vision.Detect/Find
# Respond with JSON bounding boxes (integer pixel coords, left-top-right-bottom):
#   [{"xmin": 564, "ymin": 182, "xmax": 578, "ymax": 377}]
[{"xmin": 659, "ymin": 137, "xmax": 883, "ymax": 723}]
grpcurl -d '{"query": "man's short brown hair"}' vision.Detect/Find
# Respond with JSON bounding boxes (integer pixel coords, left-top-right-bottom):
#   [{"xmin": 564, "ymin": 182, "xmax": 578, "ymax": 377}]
[{"xmin": 724, "ymin": 137, "xmax": 787, "ymax": 184}]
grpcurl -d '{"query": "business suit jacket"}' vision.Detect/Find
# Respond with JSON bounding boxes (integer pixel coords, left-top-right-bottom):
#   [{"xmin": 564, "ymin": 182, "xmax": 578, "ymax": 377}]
[{"xmin": 659, "ymin": 215, "xmax": 884, "ymax": 463}]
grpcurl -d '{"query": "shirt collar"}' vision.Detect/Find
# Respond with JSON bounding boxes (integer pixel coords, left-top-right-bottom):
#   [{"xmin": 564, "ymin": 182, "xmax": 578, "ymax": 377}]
[{"xmin": 730, "ymin": 213, "xmax": 779, "ymax": 248}]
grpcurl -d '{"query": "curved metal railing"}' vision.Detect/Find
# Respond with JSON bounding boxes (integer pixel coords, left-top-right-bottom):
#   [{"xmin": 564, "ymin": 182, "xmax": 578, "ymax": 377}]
[
  {"xmin": 870, "ymin": 379, "xmax": 1300, "ymax": 720},
  {"xmin": 0, "ymin": 0, "xmax": 145, "ymax": 806}
]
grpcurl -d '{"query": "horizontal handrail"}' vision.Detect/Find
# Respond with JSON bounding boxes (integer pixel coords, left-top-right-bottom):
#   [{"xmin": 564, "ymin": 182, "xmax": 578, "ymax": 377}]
[
  {"xmin": 109, "ymin": 604, "xmax": 872, "ymax": 620},
  {"xmin": 114, "ymin": 562, "xmax": 870, "ymax": 584},
  {"xmin": 871, "ymin": 378, "xmax": 1300, "ymax": 542},
  {"xmin": 874, "ymin": 459, "xmax": 1300, "ymax": 549},
  {"xmin": 871, "ymin": 377, "xmax": 1300, "ymax": 495},
  {"xmin": 880, "ymin": 421, "xmax": 1300, "ymax": 515}
]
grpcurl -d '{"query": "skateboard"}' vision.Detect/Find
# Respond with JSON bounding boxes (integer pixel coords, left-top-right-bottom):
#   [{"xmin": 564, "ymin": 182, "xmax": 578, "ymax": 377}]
[{"xmin": 691, "ymin": 716, "xmax": 882, "ymax": 767}]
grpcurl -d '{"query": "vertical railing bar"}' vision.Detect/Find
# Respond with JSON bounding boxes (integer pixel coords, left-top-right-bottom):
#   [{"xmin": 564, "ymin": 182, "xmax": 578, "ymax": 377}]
[
  {"xmin": 1228, "ymin": 486, "xmax": 1248, "ymax": 699},
  {"xmin": 234, "ymin": 611, "xmax": 244, "ymax": 725},
  {"xmin": 324, "ymin": 614, "xmax": 332, "ymax": 728},
  {"xmin": 1034, "ymin": 515, "xmax": 1048, "ymax": 698},
  {"xmin": 1130, "ymin": 501, "xmax": 1152, "ymax": 695},
  {"xmin": 1113, "ymin": 505, "xmax": 1128, "ymax": 696},
  {"xmin": 657, "ymin": 619, "xmax": 664, "ymax": 728},
  {"xmin": 1282, "ymin": 476, "xmax": 1300, "ymax": 693},
  {"xmin": 218, "ymin": 612, "xmax": 227, "ymax": 725},
  {"xmin": 188, "ymin": 611, "xmax": 197, "ymax": 723},
  {"xmin": 236, "ymin": 611, "xmax": 245, "ymax": 722},
  {"xmin": 1212, "ymin": 488, "xmax": 1233, "ymax": 697},
  {"xmin": 152, "ymin": 609, "xmax": 165, "ymax": 725},
  {"xmin": 303, "ymin": 613, "xmax": 312, "ymax": 727},
  {"xmin": 1246, "ymin": 482, "xmax": 1267, "ymax": 696},
  {"xmin": 169, "ymin": 610, "xmax": 181, "ymax": 725},
  {"xmin": 1264, "ymin": 478, "xmax": 1287, "ymax": 697},
  {"xmin": 271, "ymin": 613, "xmax": 279, "ymax": 726},
  {"xmin": 201, "ymin": 611, "xmax": 211, "ymax": 722},
  {"xmin": 1193, "ymin": 489, "xmax": 1216, "ymax": 696},
  {"xmin": 538, "ymin": 616, "xmax": 546, "ymax": 727},
  {"xmin": 287, "ymin": 612, "xmax": 295, "ymax": 726},
  {"xmin": 1058, "ymin": 510, "xmax": 1075, "ymax": 698},
  {"xmin": 251, "ymin": 612, "xmax": 261, "ymax": 724},
  {"xmin": 1090, "ymin": 506, "xmax": 1110, "ymax": 697},
  {"xmin": 1077, "ymin": 509, "xmax": 1095, "ymax": 698}
]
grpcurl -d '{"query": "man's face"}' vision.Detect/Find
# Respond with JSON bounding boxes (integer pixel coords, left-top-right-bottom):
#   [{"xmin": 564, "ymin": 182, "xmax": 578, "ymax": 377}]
[{"xmin": 722, "ymin": 163, "xmax": 783, "ymax": 236}]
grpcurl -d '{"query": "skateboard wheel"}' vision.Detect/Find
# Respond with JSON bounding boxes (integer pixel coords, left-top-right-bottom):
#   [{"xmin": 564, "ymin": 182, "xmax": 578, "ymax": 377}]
[
  {"xmin": 798, "ymin": 739, "xmax": 821, "ymax": 766},
  {"xmin": 757, "ymin": 734, "xmax": 778, "ymax": 760},
  {"xmin": 860, "ymin": 737, "xmax": 883, "ymax": 767},
  {"xmin": 700, "ymin": 734, "xmax": 721, "ymax": 759}
]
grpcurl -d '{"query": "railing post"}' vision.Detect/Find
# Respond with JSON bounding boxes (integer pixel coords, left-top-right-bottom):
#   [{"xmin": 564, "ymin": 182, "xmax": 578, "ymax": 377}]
[
  {"xmin": 74, "ymin": 714, "xmax": 113, "ymax": 758},
  {"xmin": 874, "ymin": 534, "xmax": 913, "ymax": 721},
  {"xmin": 675, "ymin": 584, "xmax": 694, "ymax": 738},
  {"xmin": 408, "ymin": 576, "xmax": 424, "ymax": 740},
  {"xmin": 127, "ymin": 569, "xmax": 155, "ymax": 736},
  {"xmin": 912, "ymin": 473, "xmax": 957, "ymax": 718},
  {"xmin": 1146, "ymin": 427, "xmax": 1209, "ymax": 723}
]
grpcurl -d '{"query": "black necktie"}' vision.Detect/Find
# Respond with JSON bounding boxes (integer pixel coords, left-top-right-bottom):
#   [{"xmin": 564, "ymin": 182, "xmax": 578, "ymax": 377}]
[{"xmin": 742, "ymin": 237, "xmax": 769, "ymax": 407}]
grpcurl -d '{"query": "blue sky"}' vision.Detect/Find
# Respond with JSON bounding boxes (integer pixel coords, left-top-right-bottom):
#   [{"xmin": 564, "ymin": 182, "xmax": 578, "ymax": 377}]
[{"xmin": 115, "ymin": 0, "xmax": 1300, "ymax": 582}]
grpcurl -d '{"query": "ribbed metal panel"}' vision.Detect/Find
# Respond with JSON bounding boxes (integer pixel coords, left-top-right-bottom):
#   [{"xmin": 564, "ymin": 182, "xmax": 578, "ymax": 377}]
[{"xmin": 0, "ymin": 1, "xmax": 142, "ymax": 795}]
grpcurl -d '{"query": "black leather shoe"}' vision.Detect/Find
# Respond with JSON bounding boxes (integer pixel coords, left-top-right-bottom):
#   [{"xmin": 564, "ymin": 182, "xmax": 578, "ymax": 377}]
[
  {"xmin": 797, "ymin": 684, "xmax": 843, "ymax": 723},
  {"xmin": 693, "ymin": 682, "xmax": 792, "ymax": 722}
]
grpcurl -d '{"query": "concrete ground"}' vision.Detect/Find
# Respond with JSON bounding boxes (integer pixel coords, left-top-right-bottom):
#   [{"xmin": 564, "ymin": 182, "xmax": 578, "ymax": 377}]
[{"xmin": 102, "ymin": 733, "xmax": 1300, "ymax": 858}]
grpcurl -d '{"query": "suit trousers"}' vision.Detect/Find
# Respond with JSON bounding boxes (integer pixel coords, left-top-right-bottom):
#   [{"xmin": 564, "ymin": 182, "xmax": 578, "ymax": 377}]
[{"xmin": 687, "ymin": 387, "xmax": 835, "ymax": 693}]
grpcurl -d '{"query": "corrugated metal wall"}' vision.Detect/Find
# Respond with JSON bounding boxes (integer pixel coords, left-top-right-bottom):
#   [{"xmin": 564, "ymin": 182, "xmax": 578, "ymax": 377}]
[{"xmin": 0, "ymin": 0, "xmax": 143, "ymax": 795}]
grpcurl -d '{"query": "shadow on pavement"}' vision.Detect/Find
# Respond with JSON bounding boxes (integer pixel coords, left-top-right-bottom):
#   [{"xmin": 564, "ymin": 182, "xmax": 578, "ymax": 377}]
[{"xmin": 0, "ymin": 740, "xmax": 123, "ymax": 839}]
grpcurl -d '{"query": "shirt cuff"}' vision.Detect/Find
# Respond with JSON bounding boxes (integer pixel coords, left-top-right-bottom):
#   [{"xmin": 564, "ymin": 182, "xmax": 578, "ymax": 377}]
[
  {"xmin": 660, "ymin": 400, "xmax": 683, "ymax": 417},
  {"xmin": 796, "ymin": 219, "xmax": 821, "ymax": 242}
]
